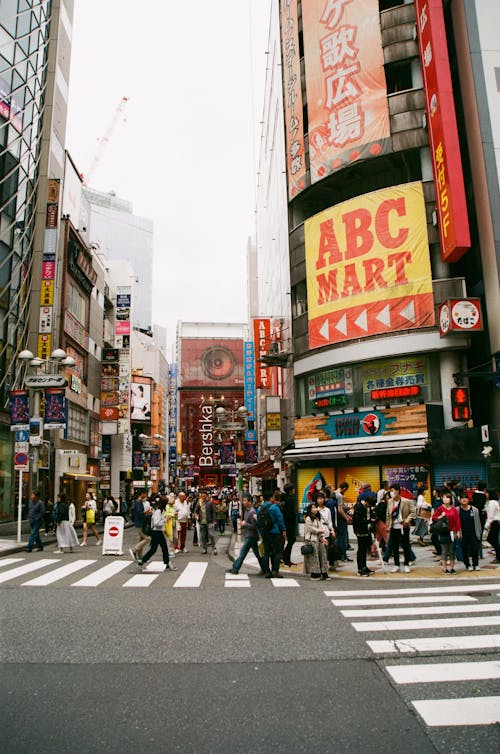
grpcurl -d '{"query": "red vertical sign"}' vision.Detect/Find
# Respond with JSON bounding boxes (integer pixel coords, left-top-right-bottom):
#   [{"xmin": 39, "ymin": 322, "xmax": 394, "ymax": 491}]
[
  {"xmin": 253, "ymin": 318, "xmax": 271, "ymax": 389},
  {"xmin": 414, "ymin": 0, "xmax": 470, "ymax": 263}
]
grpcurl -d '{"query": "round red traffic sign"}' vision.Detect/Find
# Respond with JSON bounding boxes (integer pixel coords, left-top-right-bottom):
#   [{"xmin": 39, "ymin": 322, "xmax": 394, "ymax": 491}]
[
  {"xmin": 108, "ymin": 526, "xmax": 119, "ymax": 537},
  {"xmin": 14, "ymin": 452, "xmax": 29, "ymax": 465}
]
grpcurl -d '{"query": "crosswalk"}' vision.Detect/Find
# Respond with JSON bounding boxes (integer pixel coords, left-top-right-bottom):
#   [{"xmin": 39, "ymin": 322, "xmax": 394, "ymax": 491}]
[
  {"xmin": 0, "ymin": 556, "xmax": 299, "ymax": 589},
  {"xmin": 324, "ymin": 582, "xmax": 500, "ymax": 729}
]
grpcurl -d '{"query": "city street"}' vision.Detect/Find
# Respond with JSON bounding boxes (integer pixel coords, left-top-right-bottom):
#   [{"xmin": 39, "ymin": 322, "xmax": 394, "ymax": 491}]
[{"xmin": 1, "ymin": 530, "xmax": 499, "ymax": 753}]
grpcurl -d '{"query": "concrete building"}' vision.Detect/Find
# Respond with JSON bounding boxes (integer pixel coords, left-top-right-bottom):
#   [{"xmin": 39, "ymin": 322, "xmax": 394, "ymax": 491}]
[{"xmin": 256, "ymin": 0, "xmax": 500, "ymax": 511}]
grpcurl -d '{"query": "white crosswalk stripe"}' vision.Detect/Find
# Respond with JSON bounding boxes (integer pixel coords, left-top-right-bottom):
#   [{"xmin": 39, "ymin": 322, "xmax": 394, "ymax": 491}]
[
  {"xmin": 0, "ymin": 558, "xmax": 24, "ymax": 569},
  {"xmin": 71, "ymin": 560, "xmax": 130, "ymax": 586},
  {"xmin": 22, "ymin": 559, "xmax": 96, "ymax": 586},
  {"xmin": 0, "ymin": 559, "xmax": 60, "ymax": 584},
  {"xmin": 324, "ymin": 581, "xmax": 500, "ymax": 731}
]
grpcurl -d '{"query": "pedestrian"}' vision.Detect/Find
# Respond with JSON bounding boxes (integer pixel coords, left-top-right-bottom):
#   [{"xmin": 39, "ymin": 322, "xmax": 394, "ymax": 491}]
[
  {"xmin": 374, "ymin": 491, "xmax": 389, "ymax": 551},
  {"xmin": 281, "ymin": 483, "xmax": 298, "ymax": 567},
  {"xmin": 432, "ymin": 491, "xmax": 461, "ymax": 574},
  {"xmin": 376, "ymin": 480, "xmax": 389, "ymax": 504},
  {"xmin": 226, "ymin": 497, "xmax": 266, "ymax": 574},
  {"xmin": 258, "ymin": 494, "xmax": 286, "ymax": 578},
  {"xmin": 54, "ymin": 493, "xmax": 79, "ymax": 553},
  {"xmin": 102, "ymin": 496, "xmax": 115, "ymax": 522},
  {"xmin": 458, "ymin": 493, "xmax": 481, "ymax": 571},
  {"xmin": 335, "ymin": 482, "xmax": 352, "ymax": 561},
  {"xmin": 138, "ymin": 498, "xmax": 177, "ymax": 571},
  {"xmin": 215, "ymin": 495, "xmax": 227, "ymax": 535},
  {"xmin": 80, "ymin": 491, "xmax": 101, "ymax": 546},
  {"xmin": 316, "ymin": 492, "xmax": 335, "ymax": 564},
  {"xmin": 128, "ymin": 490, "xmax": 151, "ymax": 561},
  {"xmin": 194, "ymin": 489, "xmax": 217, "ymax": 555},
  {"xmin": 190, "ymin": 493, "xmax": 200, "ymax": 546},
  {"xmin": 119, "ymin": 495, "xmax": 129, "ymax": 522},
  {"xmin": 414, "ymin": 485, "xmax": 432, "ymax": 545},
  {"xmin": 174, "ymin": 491, "xmax": 190, "ymax": 552},
  {"xmin": 352, "ymin": 491, "xmax": 374, "ymax": 577},
  {"xmin": 228, "ymin": 494, "xmax": 241, "ymax": 533},
  {"xmin": 484, "ymin": 488, "xmax": 500, "ymax": 563},
  {"xmin": 386, "ymin": 483, "xmax": 416, "ymax": 573},
  {"xmin": 471, "ymin": 481, "xmax": 488, "ymax": 534},
  {"xmin": 165, "ymin": 494, "xmax": 178, "ymax": 553},
  {"xmin": 44, "ymin": 497, "xmax": 54, "ymax": 535},
  {"xmin": 302, "ymin": 503, "xmax": 330, "ymax": 581},
  {"xmin": 26, "ymin": 490, "xmax": 45, "ymax": 552}
]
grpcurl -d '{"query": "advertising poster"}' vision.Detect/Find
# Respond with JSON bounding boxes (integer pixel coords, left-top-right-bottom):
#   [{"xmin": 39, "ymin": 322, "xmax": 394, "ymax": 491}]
[
  {"xmin": 130, "ymin": 382, "xmax": 151, "ymax": 421},
  {"xmin": 336, "ymin": 466, "xmax": 380, "ymax": 505},
  {"xmin": 297, "ymin": 467, "xmax": 336, "ymax": 515},
  {"xmin": 244, "ymin": 440, "xmax": 258, "ymax": 465},
  {"xmin": 382, "ymin": 465, "xmax": 430, "ymax": 502},
  {"xmin": 280, "ymin": 0, "xmax": 307, "ymax": 198},
  {"xmin": 219, "ymin": 442, "xmax": 235, "ymax": 466},
  {"xmin": 302, "ymin": 0, "xmax": 390, "ymax": 183},
  {"xmin": 306, "ymin": 182, "xmax": 434, "ymax": 348},
  {"xmin": 9, "ymin": 390, "xmax": 30, "ymax": 430},
  {"xmin": 243, "ymin": 341, "xmax": 256, "ymax": 441},
  {"xmin": 180, "ymin": 339, "xmax": 244, "ymax": 387},
  {"xmin": 44, "ymin": 388, "xmax": 67, "ymax": 429}
]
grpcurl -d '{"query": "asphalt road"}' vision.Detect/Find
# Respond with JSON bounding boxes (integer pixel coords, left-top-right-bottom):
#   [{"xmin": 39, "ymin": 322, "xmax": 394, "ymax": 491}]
[{"xmin": 1, "ymin": 531, "xmax": 499, "ymax": 753}]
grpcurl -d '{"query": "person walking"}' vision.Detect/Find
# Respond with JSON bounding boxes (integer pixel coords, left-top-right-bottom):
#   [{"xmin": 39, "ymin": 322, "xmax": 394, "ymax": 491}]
[
  {"xmin": 54, "ymin": 494, "xmax": 79, "ymax": 553},
  {"xmin": 195, "ymin": 489, "xmax": 217, "ymax": 555},
  {"xmin": 174, "ymin": 491, "xmax": 190, "ymax": 553},
  {"xmin": 458, "ymin": 493, "xmax": 481, "ymax": 571},
  {"xmin": 335, "ymin": 482, "xmax": 352, "ymax": 561},
  {"xmin": 138, "ymin": 498, "xmax": 177, "ymax": 571},
  {"xmin": 432, "ymin": 491, "xmax": 461, "ymax": 574},
  {"xmin": 26, "ymin": 490, "xmax": 45, "ymax": 552},
  {"xmin": 214, "ymin": 496, "xmax": 228, "ymax": 535},
  {"xmin": 302, "ymin": 503, "xmax": 330, "ymax": 581},
  {"xmin": 80, "ymin": 492, "xmax": 101, "ymax": 546},
  {"xmin": 258, "ymin": 494, "xmax": 286, "ymax": 578},
  {"xmin": 228, "ymin": 494, "xmax": 241, "ymax": 533},
  {"xmin": 281, "ymin": 483, "xmax": 298, "ymax": 567},
  {"xmin": 128, "ymin": 490, "xmax": 151, "ymax": 561},
  {"xmin": 226, "ymin": 497, "xmax": 266, "ymax": 574},
  {"xmin": 386, "ymin": 483, "xmax": 416, "ymax": 573},
  {"xmin": 165, "ymin": 494, "xmax": 178, "ymax": 554},
  {"xmin": 484, "ymin": 488, "xmax": 500, "ymax": 563}
]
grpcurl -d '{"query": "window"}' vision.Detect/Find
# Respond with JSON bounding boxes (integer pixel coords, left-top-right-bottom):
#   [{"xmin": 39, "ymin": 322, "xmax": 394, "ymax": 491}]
[
  {"xmin": 67, "ymin": 282, "xmax": 87, "ymax": 325},
  {"xmin": 67, "ymin": 403, "xmax": 89, "ymax": 444},
  {"xmin": 385, "ymin": 61, "xmax": 414, "ymax": 95}
]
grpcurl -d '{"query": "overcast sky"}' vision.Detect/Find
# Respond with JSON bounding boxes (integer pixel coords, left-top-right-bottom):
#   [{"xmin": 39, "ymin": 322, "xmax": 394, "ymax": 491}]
[{"xmin": 66, "ymin": 0, "xmax": 271, "ymax": 349}]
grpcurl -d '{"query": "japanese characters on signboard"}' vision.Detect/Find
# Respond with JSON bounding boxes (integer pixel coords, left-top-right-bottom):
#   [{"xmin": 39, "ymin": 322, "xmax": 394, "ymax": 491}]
[
  {"xmin": 302, "ymin": 0, "xmax": 390, "ymax": 184},
  {"xmin": 308, "ymin": 367, "xmax": 353, "ymax": 410},
  {"xmin": 253, "ymin": 318, "xmax": 271, "ymax": 389},
  {"xmin": 382, "ymin": 464, "xmax": 430, "ymax": 502},
  {"xmin": 361, "ymin": 356, "xmax": 429, "ymax": 397},
  {"xmin": 243, "ymin": 341, "xmax": 256, "ymax": 441},
  {"xmin": 280, "ymin": 0, "xmax": 307, "ymax": 198},
  {"xmin": 438, "ymin": 299, "xmax": 484, "ymax": 336},
  {"xmin": 306, "ymin": 182, "xmax": 434, "ymax": 348},
  {"xmin": 414, "ymin": 0, "xmax": 470, "ymax": 262},
  {"xmin": 38, "ymin": 179, "xmax": 60, "ymax": 359}
]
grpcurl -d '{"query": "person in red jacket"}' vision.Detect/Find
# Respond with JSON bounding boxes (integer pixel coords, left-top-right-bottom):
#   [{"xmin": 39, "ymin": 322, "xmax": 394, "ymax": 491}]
[{"xmin": 432, "ymin": 491, "xmax": 461, "ymax": 574}]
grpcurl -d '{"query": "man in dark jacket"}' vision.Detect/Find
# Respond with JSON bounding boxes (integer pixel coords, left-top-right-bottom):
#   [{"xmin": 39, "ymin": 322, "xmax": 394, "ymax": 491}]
[
  {"xmin": 352, "ymin": 495, "xmax": 373, "ymax": 577},
  {"xmin": 227, "ymin": 498, "xmax": 266, "ymax": 574},
  {"xmin": 194, "ymin": 489, "xmax": 217, "ymax": 555},
  {"xmin": 27, "ymin": 490, "xmax": 45, "ymax": 552},
  {"xmin": 281, "ymin": 483, "xmax": 297, "ymax": 566},
  {"xmin": 128, "ymin": 490, "xmax": 151, "ymax": 562},
  {"xmin": 259, "ymin": 494, "xmax": 286, "ymax": 578}
]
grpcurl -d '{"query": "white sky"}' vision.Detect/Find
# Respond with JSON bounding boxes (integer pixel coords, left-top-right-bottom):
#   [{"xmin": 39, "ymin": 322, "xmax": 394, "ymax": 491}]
[{"xmin": 66, "ymin": 0, "xmax": 271, "ymax": 349}]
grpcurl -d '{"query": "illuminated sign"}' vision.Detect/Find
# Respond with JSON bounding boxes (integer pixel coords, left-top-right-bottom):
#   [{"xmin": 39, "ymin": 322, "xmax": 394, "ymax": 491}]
[
  {"xmin": 371, "ymin": 385, "xmax": 420, "ymax": 401},
  {"xmin": 313, "ymin": 395, "xmax": 347, "ymax": 409}
]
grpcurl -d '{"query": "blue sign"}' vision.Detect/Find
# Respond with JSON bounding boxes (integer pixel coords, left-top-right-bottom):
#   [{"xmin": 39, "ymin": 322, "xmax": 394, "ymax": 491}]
[
  {"xmin": 244, "ymin": 341, "xmax": 256, "ymax": 441},
  {"xmin": 15, "ymin": 429, "xmax": 29, "ymax": 443}
]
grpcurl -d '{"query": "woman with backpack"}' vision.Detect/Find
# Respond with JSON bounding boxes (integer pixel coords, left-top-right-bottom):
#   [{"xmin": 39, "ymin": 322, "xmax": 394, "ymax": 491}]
[{"xmin": 432, "ymin": 491, "xmax": 461, "ymax": 574}]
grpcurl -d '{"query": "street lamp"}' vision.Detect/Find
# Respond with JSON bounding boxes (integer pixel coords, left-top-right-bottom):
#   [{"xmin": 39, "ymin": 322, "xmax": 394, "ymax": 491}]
[{"xmin": 15, "ymin": 347, "xmax": 75, "ymax": 539}]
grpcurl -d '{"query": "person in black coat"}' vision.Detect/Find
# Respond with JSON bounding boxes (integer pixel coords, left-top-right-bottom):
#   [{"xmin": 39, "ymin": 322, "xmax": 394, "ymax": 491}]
[{"xmin": 281, "ymin": 484, "xmax": 297, "ymax": 566}]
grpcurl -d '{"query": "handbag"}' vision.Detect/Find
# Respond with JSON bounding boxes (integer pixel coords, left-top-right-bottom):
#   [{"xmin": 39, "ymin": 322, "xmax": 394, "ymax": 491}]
[
  {"xmin": 300, "ymin": 543, "xmax": 314, "ymax": 555},
  {"xmin": 430, "ymin": 516, "xmax": 449, "ymax": 536},
  {"xmin": 85, "ymin": 509, "xmax": 95, "ymax": 525}
]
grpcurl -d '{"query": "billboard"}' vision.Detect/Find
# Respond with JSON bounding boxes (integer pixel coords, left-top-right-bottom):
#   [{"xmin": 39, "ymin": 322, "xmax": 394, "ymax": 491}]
[
  {"xmin": 9, "ymin": 390, "xmax": 30, "ymax": 431},
  {"xmin": 280, "ymin": 0, "xmax": 307, "ymax": 198},
  {"xmin": 306, "ymin": 182, "xmax": 434, "ymax": 348},
  {"xmin": 253, "ymin": 318, "xmax": 271, "ymax": 389},
  {"xmin": 44, "ymin": 388, "xmax": 67, "ymax": 430},
  {"xmin": 414, "ymin": 0, "xmax": 470, "ymax": 262},
  {"xmin": 302, "ymin": 0, "xmax": 390, "ymax": 184},
  {"xmin": 130, "ymin": 381, "xmax": 151, "ymax": 421},
  {"xmin": 297, "ymin": 467, "xmax": 336, "ymax": 516},
  {"xmin": 180, "ymin": 338, "xmax": 244, "ymax": 388}
]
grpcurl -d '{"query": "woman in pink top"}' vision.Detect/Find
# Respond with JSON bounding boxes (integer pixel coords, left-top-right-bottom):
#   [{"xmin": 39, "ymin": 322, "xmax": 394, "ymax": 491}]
[{"xmin": 432, "ymin": 492, "xmax": 461, "ymax": 574}]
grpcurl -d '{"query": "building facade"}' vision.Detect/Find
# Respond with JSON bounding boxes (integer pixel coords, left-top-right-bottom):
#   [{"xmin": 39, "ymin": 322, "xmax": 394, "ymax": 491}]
[{"xmin": 257, "ymin": 0, "xmax": 500, "ymax": 510}]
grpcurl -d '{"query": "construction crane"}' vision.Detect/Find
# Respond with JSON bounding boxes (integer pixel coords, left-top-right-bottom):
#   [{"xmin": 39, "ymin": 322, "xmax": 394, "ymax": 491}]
[{"xmin": 83, "ymin": 96, "xmax": 129, "ymax": 186}]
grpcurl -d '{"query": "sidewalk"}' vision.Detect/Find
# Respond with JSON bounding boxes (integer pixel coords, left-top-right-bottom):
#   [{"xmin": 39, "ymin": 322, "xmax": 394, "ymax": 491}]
[
  {"xmin": 228, "ymin": 531, "xmax": 500, "ymax": 580},
  {"xmin": 0, "ymin": 519, "xmax": 115, "ymax": 555}
]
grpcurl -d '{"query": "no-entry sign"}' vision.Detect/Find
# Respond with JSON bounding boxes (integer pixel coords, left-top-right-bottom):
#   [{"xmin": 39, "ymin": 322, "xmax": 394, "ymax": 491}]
[{"xmin": 102, "ymin": 515, "xmax": 124, "ymax": 556}]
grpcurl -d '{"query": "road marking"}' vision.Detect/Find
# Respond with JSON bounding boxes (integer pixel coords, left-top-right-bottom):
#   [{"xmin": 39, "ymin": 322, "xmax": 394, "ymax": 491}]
[
  {"xmin": 0, "ymin": 558, "xmax": 24, "ymax": 568},
  {"xmin": 71, "ymin": 560, "xmax": 130, "ymax": 586},
  {"xmin": 387, "ymin": 660, "xmax": 500, "ymax": 685},
  {"xmin": 123, "ymin": 574, "xmax": 159, "ymax": 587},
  {"xmin": 412, "ymin": 696, "xmax": 500, "ymax": 726},
  {"xmin": 225, "ymin": 580, "xmax": 251, "ymax": 588},
  {"xmin": 22, "ymin": 559, "xmax": 96, "ymax": 585},
  {"xmin": 0, "ymin": 559, "xmax": 60, "ymax": 584},
  {"xmin": 225, "ymin": 574, "xmax": 249, "ymax": 580},
  {"xmin": 173, "ymin": 562, "xmax": 207, "ymax": 588},
  {"xmin": 142, "ymin": 562, "xmax": 166, "ymax": 572},
  {"xmin": 353, "ymin": 616, "xmax": 500, "ymax": 632},
  {"xmin": 272, "ymin": 578, "xmax": 299, "ymax": 587},
  {"xmin": 341, "ymin": 603, "xmax": 500, "ymax": 618},
  {"xmin": 368, "ymin": 634, "xmax": 500, "ymax": 654},
  {"xmin": 331, "ymin": 595, "xmax": 476, "ymax": 607},
  {"xmin": 325, "ymin": 583, "xmax": 500, "ymax": 597}
]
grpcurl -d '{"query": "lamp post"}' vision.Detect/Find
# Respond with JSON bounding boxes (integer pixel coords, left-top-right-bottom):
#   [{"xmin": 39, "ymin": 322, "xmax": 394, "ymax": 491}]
[
  {"xmin": 15, "ymin": 348, "xmax": 75, "ymax": 542},
  {"xmin": 215, "ymin": 405, "xmax": 247, "ymax": 491},
  {"xmin": 138, "ymin": 433, "xmax": 163, "ymax": 494}
]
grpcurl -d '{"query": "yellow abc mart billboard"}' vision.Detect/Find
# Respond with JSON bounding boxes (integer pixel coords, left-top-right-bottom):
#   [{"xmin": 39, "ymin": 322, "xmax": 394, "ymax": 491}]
[{"xmin": 305, "ymin": 182, "xmax": 434, "ymax": 348}]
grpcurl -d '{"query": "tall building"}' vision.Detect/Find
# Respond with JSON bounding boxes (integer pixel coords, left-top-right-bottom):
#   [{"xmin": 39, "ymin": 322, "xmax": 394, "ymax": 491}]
[
  {"xmin": 83, "ymin": 187, "xmax": 154, "ymax": 332},
  {"xmin": 257, "ymin": 0, "xmax": 500, "ymax": 511},
  {"xmin": 0, "ymin": 0, "xmax": 74, "ymax": 518}
]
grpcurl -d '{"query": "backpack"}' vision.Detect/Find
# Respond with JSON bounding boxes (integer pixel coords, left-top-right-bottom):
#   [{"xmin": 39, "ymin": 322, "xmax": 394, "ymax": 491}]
[{"xmin": 257, "ymin": 504, "xmax": 274, "ymax": 535}]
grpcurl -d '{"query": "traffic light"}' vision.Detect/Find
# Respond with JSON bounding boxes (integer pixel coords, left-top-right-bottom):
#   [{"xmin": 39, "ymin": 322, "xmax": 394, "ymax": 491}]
[{"xmin": 451, "ymin": 387, "xmax": 471, "ymax": 421}]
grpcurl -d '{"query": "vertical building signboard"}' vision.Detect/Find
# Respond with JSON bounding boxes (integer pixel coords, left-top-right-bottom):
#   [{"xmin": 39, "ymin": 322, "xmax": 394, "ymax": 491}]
[
  {"xmin": 253, "ymin": 318, "xmax": 271, "ymax": 389},
  {"xmin": 38, "ymin": 179, "xmax": 60, "ymax": 359},
  {"xmin": 243, "ymin": 341, "xmax": 256, "ymax": 442}
]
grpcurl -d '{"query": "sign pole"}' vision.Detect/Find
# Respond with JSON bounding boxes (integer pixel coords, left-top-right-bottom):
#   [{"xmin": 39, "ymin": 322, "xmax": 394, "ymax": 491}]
[{"xmin": 17, "ymin": 468, "xmax": 23, "ymax": 543}]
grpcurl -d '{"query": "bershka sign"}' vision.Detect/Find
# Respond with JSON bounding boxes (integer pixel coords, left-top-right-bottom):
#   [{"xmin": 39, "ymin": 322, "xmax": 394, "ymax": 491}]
[{"xmin": 198, "ymin": 405, "xmax": 214, "ymax": 467}]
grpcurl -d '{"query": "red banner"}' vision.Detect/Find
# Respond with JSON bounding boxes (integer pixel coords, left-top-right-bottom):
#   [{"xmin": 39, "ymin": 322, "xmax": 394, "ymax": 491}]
[{"xmin": 414, "ymin": 0, "xmax": 470, "ymax": 262}]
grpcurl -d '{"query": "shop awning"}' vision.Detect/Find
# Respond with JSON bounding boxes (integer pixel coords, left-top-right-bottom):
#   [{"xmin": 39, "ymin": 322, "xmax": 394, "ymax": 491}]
[
  {"xmin": 246, "ymin": 458, "xmax": 279, "ymax": 477},
  {"xmin": 62, "ymin": 472, "xmax": 101, "ymax": 481},
  {"xmin": 283, "ymin": 434, "xmax": 428, "ymax": 462}
]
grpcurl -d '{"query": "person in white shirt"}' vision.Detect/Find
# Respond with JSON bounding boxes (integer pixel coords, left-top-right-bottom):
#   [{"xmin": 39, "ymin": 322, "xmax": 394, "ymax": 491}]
[
  {"xmin": 80, "ymin": 492, "xmax": 101, "ymax": 546},
  {"xmin": 174, "ymin": 491, "xmax": 190, "ymax": 553},
  {"xmin": 484, "ymin": 488, "xmax": 500, "ymax": 563},
  {"xmin": 377, "ymin": 481, "xmax": 389, "ymax": 504}
]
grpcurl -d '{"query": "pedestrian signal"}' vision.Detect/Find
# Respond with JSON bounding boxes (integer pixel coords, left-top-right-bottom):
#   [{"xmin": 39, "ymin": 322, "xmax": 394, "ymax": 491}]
[{"xmin": 451, "ymin": 387, "xmax": 471, "ymax": 421}]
